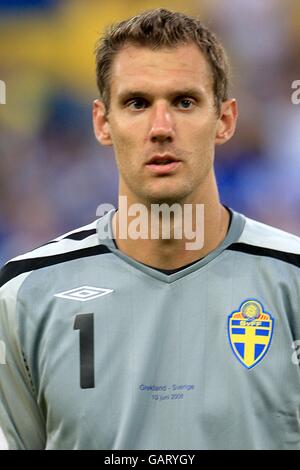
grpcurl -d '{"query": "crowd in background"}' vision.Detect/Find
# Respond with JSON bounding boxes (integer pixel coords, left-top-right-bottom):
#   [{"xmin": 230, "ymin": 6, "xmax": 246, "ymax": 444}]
[{"xmin": 0, "ymin": 0, "xmax": 300, "ymax": 265}]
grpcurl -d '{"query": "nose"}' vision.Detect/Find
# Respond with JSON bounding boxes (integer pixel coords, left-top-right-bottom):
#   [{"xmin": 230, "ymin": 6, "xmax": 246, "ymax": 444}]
[{"xmin": 148, "ymin": 102, "xmax": 175, "ymax": 143}]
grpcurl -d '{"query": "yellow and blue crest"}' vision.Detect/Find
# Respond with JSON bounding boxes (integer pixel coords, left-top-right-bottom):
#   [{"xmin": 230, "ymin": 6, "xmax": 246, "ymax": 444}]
[{"xmin": 228, "ymin": 299, "xmax": 274, "ymax": 369}]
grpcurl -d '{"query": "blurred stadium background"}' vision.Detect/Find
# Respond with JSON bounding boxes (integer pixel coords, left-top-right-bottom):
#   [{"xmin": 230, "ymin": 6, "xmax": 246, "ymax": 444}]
[
  {"xmin": 0, "ymin": 0, "xmax": 300, "ymax": 266},
  {"xmin": 0, "ymin": 0, "xmax": 300, "ymax": 451}
]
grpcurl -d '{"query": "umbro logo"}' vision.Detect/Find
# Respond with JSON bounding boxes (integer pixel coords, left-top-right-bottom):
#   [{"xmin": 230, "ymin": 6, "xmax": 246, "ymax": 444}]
[{"xmin": 54, "ymin": 286, "xmax": 114, "ymax": 302}]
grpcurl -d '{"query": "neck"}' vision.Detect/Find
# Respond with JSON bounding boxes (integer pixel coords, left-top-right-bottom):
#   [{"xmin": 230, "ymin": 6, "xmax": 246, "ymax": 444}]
[{"xmin": 112, "ymin": 173, "xmax": 230, "ymax": 270}]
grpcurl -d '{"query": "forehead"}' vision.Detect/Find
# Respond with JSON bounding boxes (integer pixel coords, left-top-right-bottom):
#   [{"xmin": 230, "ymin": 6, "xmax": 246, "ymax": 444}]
[{"xmin": 110, "ymin": 42, "xmax": 213, "ymax": 97}]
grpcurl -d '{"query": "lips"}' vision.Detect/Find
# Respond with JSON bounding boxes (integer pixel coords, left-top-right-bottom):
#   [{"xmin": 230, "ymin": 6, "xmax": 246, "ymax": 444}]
[
  {"xmin": 147, "ymin": 155, "xmax": 179, "ymax": 165},
  {"xmin": 145, "ymin": 155, "xmax": 181, "ymax": 175}
]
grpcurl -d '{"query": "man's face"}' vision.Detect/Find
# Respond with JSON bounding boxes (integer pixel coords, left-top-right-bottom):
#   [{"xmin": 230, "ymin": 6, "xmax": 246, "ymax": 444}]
[{"xmin": 94, "ymin": 42, "xmax": 234, "ymax": 205}]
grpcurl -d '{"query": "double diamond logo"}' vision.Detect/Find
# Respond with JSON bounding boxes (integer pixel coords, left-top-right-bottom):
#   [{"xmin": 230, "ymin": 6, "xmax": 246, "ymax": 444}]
[{"xmin": 54, "ymin": 286, "xmax": 114, "ymax": 302}]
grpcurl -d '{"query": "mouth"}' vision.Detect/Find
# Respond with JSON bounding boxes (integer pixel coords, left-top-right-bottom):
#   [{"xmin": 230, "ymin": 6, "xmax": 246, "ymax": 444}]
[{"xmin": 145, "ymin": 155, "xmax": 181, "ymax": 175}]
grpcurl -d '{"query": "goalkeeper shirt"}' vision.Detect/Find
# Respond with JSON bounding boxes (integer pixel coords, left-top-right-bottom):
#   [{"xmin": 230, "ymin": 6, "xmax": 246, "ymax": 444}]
[{"xmin": 0, "ymin": 208, "xmax": 300, "ymax": 449}]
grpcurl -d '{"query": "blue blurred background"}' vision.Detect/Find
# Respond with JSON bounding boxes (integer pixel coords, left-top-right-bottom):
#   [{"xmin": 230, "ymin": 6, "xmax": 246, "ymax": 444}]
[{"xmin": 0, "ymin": 0, "xmax": 300, "ymax": 264}]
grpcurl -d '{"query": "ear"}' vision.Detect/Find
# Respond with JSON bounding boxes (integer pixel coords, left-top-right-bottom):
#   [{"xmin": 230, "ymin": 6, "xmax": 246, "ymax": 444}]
[
  {"xmin": 215, "ymin": 99, "xmax": 238, "ymax": 145},
  {"xmin": 93, "ymin": 99, "xmax": 113, "ymax": 146}
]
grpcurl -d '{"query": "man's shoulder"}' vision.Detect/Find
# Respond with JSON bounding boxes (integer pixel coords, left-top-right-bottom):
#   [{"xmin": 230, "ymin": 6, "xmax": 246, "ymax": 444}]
[
  {"xmin": 229, "ymin": 213, "xmax": 300, "ymax": 270},
  {"xmin": 240, "ymin": 215, "xmax": 300, "ymax": 254},
  {"xmin": 0, "ymin": 219, "xmax": 111, "ymax": 291}
]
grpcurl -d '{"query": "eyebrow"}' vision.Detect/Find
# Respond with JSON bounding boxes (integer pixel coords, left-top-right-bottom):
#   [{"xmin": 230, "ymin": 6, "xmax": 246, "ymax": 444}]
[{"xmin": 117, "ymin": 88, "xmax": 205, "ymax": 103}]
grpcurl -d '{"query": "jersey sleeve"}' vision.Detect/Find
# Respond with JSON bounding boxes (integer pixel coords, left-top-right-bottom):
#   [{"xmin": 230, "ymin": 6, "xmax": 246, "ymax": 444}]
[{"xmin": 0, "ymin": 275, "xmax": 46, "ymax": 450}]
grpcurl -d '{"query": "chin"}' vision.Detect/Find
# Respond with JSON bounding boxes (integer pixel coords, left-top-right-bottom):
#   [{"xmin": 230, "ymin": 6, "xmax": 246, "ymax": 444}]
[{"xmin": 140, "ymin": 189, "xmax": 192, "ymax": 206}]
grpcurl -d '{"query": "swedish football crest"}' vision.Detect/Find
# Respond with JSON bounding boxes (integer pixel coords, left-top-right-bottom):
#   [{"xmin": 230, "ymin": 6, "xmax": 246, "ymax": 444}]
[{"xmin": 228, "ymin": 299, "xmax": 274, "ymax": 369}]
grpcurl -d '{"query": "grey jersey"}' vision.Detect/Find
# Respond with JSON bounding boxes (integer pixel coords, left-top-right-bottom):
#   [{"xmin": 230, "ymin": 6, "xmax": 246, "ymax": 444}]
[{"xmin": 1, "ymin": 209, "xmax": 300, "ymax": 450}]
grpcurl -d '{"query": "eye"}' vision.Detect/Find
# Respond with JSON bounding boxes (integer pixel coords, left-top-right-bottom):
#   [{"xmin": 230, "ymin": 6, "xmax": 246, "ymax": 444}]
[
  {"xmin": 126, "ymin": 98, "xmax": 148, "ymax": 110},
  {"xmin": 176, "ymin": 97, "xmax": 195, "ymax": 109}
]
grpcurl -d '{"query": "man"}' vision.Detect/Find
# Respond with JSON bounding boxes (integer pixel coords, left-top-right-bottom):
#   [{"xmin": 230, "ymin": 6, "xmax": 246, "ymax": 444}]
[{"xmin": 0, "ymin": 8, "xmax": 300, "ymax": 450}]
